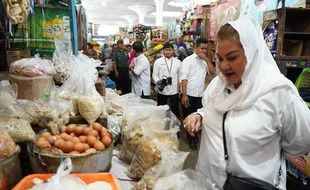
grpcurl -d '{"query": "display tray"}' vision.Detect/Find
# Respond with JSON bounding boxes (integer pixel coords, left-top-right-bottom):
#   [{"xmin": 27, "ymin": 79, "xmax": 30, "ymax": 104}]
[{"xmin": 12, "ymin": 173, "xmax": 121, "ymax": 190}]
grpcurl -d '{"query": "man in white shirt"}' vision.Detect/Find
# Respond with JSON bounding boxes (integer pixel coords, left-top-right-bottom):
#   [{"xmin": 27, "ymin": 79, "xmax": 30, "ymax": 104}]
[
  {"xmin": 180, "ymin": 38, "xmax": 216, "ymax": 150},
  {"xmin": 153, "ymin": 43, "xmax": 181, "ymax": 118},
  {"xmin": 129, "ymin": 41, "xmax": 151, "ymax": 99}
]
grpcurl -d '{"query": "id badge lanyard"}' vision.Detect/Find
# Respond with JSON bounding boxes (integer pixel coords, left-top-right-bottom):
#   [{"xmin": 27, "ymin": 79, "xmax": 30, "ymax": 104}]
[{"xmin": 164, "ymin": 58, "xmax": 173, "ymax": 77}]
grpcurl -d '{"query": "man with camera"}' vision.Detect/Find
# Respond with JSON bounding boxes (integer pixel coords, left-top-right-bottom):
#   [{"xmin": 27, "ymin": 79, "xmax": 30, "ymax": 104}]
[
  {"xmin": 180, "ymin": 38, "xmax": 216, "ymax": 150},
  {"xmin": 153, "ymin": 43, "xmax": 181, "ymax": 118}
]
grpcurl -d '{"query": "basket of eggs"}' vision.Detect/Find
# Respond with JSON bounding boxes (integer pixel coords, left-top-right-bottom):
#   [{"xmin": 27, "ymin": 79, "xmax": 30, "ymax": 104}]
[{"xmin": 27, "ymin": 122, "xmax": 113, "ymax": 173}]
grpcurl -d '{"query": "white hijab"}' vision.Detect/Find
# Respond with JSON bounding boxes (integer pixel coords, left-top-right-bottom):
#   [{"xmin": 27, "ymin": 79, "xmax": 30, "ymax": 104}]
[{"xmin": 206, "ymin": 16, "xmax": 299, "ymax": 112}]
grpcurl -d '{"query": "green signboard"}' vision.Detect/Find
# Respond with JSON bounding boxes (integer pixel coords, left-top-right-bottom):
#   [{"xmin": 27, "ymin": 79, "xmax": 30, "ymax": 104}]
[{"xmin": 10, "ymin": 4, "xmax": 71, "ymax": 58}]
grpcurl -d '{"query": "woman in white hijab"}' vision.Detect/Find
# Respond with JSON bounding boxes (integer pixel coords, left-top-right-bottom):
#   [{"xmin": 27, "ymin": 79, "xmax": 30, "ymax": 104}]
[{"xmin": 183, "ymin": 16, "xmax": 310, "ymax": 189}]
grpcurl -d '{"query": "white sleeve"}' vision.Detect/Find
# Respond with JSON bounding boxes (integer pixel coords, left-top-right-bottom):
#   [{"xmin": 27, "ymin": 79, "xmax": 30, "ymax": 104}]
[
  {"xmin": 281, "ymin": 89, "xmax": 310, "ymax": 157},
  {"xmin": 152, "ymin": 60, "xmax": 160, "ymax": 84},
  {"xmin": 180, "ymin": 58, "xmax": 191, "ymax": 81},
  {"xmin": 134, "ymin": 59, "xmax": 148, "ymax": 76}
]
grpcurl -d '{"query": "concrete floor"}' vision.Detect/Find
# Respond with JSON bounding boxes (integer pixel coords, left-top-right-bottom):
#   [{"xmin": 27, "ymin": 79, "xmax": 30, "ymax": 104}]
[{"xmin": 178, "ymin": 126, "xmax": 199, "ymax": 170}]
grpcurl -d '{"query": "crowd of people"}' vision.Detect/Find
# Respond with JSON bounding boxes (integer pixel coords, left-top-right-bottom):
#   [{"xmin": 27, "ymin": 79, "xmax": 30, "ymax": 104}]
[{"xmin": 101, "ymin": 37, "xmax": 216, "ymax": 150}]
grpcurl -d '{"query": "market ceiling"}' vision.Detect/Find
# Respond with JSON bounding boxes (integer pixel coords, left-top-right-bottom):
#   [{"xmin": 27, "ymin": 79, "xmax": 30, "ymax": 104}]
[{"xmin": 81, "ymin": 0, "xmax": 189, "ymax": 26}]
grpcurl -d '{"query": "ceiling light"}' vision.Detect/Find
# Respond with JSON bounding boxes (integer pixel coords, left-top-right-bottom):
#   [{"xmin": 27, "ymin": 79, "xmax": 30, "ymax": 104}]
[
  {"xmin": 150, "ymin": 11, "xmax": 181, "ymax": 17},
  {"xmin": 168, "ymin": 1, "xmax": 188, "ymax": 7}
]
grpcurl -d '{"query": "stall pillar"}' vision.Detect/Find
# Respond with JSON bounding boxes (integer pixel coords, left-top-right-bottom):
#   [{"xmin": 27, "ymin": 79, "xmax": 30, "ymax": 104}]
[
  {"xmin": 129, "ymin": 5, "xmax": 154, "ymax": 25},
  {"xmin": 154, "ymin": 0, "xmax": 164, "ymax": 26},
  {"xmin": 69, "ymin": 0, "xmax": 78, "ymax": 55},
  {"xmin": 121, "ymin": 15, "xmax": 138, "ymax": 28}
]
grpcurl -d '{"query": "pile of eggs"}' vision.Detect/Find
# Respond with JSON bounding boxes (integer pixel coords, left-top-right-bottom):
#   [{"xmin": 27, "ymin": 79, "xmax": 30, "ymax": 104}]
[{"xmin": 35, "ymin": 122, "xmax": 112, "ymax": 155}]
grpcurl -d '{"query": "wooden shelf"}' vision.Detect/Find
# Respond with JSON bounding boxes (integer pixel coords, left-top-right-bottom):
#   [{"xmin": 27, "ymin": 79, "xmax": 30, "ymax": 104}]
[{"xmin": 284, "ymin": 32, "xmax": 310, "ymax": 37}]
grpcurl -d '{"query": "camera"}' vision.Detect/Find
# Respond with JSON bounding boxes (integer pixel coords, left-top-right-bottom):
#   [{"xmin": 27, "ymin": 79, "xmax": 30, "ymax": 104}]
[{"xmin": 157, "ymin": 76, "xmax": 172, "ymax": 92}]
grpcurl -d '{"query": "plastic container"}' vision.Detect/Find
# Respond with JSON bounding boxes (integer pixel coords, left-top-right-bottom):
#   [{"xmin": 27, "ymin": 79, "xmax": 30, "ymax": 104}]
[
  {"xmin": 0, "ymin": 146, "xmax": 22, "ymax": 190},
  {"xmin": 12, "ymin": 173, "xmax": 121, "ymax": 190},
  {"xmin": 9, "ymin": 74, "xmax": 53, "ymax": 101}
]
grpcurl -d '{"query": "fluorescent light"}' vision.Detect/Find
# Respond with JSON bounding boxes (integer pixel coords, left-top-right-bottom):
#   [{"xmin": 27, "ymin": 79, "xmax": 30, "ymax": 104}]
[
  {"xmin": 168, "ymin": 1, "xmax": 188, "ymax": 7},
  {"xmin": 150, "ymin": 11, "xmax": 181, "ymax": 17}
]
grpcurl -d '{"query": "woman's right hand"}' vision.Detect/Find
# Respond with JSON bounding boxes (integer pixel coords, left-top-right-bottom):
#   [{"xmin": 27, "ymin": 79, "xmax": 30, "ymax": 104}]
[{"xmin": 183, "ymin": 113, "xmax": 202, "ymax": 136}]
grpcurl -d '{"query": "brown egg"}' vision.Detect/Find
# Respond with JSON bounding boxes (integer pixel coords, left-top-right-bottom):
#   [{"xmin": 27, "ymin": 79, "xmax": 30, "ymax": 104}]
[
  {"xmin": 64, "ymin": 135, "xmax": 73, "ymax": 141},
  {"xmin": 101, "ymin": 127, "xmax": 108, "ymax": 132},
  {"xmin": 37, "ymin": 137, "xmax": 46, "ymax": 142},
  {"xmin": 70, "ymin": 133, "xmax": 76, "ymax": 137},
  {"xmin": 87, "ymin": 136, "xmax": 97, "ymax": 147},
  {"xmin": 61, "ymin": 141, "xmax": 74, "ymax": 153},
  {"xmin": 69, "ymin": 151, "xmax": 80, "ymax": 155},
  {"xmin": 36, "ymin": 140, "xmax": 51, "ymax": 149},
  {"xmin": 101, "ymin": 131, "xmax": 111, "ymax": 138},
  {"xmin": 74, "ymin": 126, "xmax": 84, "ymax": 136},
  {"xmin": 42, "ymin": 147, "xmax": 53, "ymax": 152},
  {"xmin": 83, "ymin": 127, "xmax": 92, "ymax": 136},
  {"xmin": 79, "ymin": 136, "xmax": 87, "ymax": 143},
  {"xmin": 92, "ymin": 122, "xmax": 103, "ymax": 133},
  {"xmin": 40, "ymin": 132, "xmax": 51, "ymax": 138},
  {"xmin": 101, "ymin": 136, "xmax": 112, "ymax": 147},
  {"xmin": 47, "ymin": 136, "xmax": 56, "ymax": 145},
  {"xmin": 93, "ymin": 141, "xmax": 105, "ymax": 151},
  {"xmin": 54, "ymin": 139, "xmax": 65, "ymax": 149},
  {"xmin": 88, "ymin": 130, "xmax": 99, "ymax": 138},
  {"xmin": 66, "ymin": 124, "xmax": 76, "ymax": 134},
  {"xmin": 74, "ymin": 142, "xmax": 85, "ymax": 153},
  {"xmin": 71, "ymin": 137, "xmax": 80, "ymax": 144},
  {"xmin": 55, "ymin": 135, "xmax": 61, "ymax": 140},
  {"xmin": 85, "ymin": 148, "xmax": 97, "ymax": 154},
  {"xmin": 60, "ymin": 133, "xmax": 68, "ymax": 140},
  {"xmin": 83, "ymin": 143, "xmax": 90, "ymax": 150},
  {"xmin": 60, "ymin": 126, "xmax": 67, "ymax": 133}
]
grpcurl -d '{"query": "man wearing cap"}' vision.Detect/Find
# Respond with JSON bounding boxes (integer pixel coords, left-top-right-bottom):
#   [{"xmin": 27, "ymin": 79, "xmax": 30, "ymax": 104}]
[{"xmin": 112, "ymin": 40, "xmax": 130, "ymax": 94}]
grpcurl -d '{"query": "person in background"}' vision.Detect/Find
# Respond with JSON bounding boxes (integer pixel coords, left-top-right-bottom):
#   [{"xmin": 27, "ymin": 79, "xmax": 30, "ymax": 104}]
[
  {"xmin": 183, "ymin": 17, "xmax": 310, "ymax": 189},
  {"xmin": 126, "ymin": 44, "xmax": 135, "ymax": 65},
  {"xmin": 103, "ymin": 44, "xmax": 112, "ymax": 61},
  {"xmin": 129, "ymin": 41, "xmax": 151, "ymax": 99},
  {"xmin": 112, "ymin": 40, "xmax": 130, "ymax": 94},
  {"xmin": 153, "ymin": 43, "xmax": 181, "ymax": 118},
  {"xmin": 180, "ymin": 38, "xmax": 216, "ymax": 150},
  {"xmin": 175, "ymin": 36, "xmax": 188, "ymax": 61}
]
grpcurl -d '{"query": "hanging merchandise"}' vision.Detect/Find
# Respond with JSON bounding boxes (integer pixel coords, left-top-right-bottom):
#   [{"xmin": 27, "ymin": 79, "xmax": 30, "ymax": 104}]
[
  {"xmin": 2, "ymin": 0, "xmax": 31, "ymax": 24},
  {"xmin": 10, "ymin": 2, "xmax": 71, "ymax": 57},
  {"xmin": 264, "ymin": 20, "xmax": 278, "ymax": 57}
]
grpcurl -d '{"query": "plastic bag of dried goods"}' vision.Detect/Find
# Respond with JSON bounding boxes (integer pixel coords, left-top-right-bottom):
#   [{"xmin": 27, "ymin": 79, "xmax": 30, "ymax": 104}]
[
  {"xmin": 0, "ymin": 117, "xmax": 35, "ymax": 142},
  {"xmin": 56, "ymin": 55, "xmax": 103, "ymax": 123},
  {"xmin": 10, "ymin": 55, "xmax": 55, "ymax": 77},
  {"xmin": 118, "ymin": 105, "xmax": 169, "ymax": 163},
  {"xmin": 0, "ymin": 129, "xmax": 17, "ymax": 159},
  {"xmin": 126, "ymin": 125, "xmax": 180, "ymax": 180},
  {"xmin": 152, "ymin": 169, "xmax": 212, "ymax": 190},
  {"xmin": 133, "ymin": 149, "xmax": 189, "ymax": 190}
]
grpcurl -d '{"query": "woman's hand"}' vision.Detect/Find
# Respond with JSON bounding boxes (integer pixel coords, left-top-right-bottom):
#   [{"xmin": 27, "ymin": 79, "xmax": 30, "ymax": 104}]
[
  {"xmin": 181, "ymin": 94, "xmax": 189, "ymax": 106},
  {"xmin": 183, "ymin": 113, "xmax": 202, "ymax": 136}
]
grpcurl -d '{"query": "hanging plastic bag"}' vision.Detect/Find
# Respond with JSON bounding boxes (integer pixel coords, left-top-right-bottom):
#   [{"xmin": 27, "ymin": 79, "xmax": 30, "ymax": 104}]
[
  {"xmin": 56, "ymin": 55, "xmax": 104, "ymax": 123},
  {"xmin": 126, "ymin": 121, "xmax": 180, "ymax": 179},
  {"xmin": 118, "ymin": 105, "xmax": 169, "ymax": 163},
  {"xmin": 52, "ymin": 38, "xmax": 73, "ymax": 84},
  {"xmin": 152, "ymin": 169, "xmax": 213, "ymax": 190},
  {"xmin": 3, "ymin": 0, "xmax": 31, "ymax": 24},
  {"xmin": 133, "ymin": 148, "xmax": 189, "ymax": 190}
]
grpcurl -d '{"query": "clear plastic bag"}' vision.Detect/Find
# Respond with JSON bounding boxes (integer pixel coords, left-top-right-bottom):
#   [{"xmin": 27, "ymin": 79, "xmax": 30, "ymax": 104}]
[
  {"xmin": 0, "ymin": 129, "xmax": 17, "ymax": 159},
  {"xmin": 52, "ymin": 39, "xmax": 73, "ymax": 84},
  {"xmin": 0, "ymin": 82, "xmax": 35, "ymax": 142},
  {"xmin": 3, "ymin": 0, "xmax": 31, "ymax": 24},
  {"xmin": 152, "ymin": 169, "xmax": 212, "ymax": 190},
  {"xmin": 118, "ymin": 105, "xmax": 169, "ymax": 163},
  {"xmin": 133, "ymin": 149, "xmax": 189, "ymax": 190},
  {"xmin": 56, "ymin": 55, "xmax": 104, "ymax": 123},
  {"xmin": 126, "ymin": 122, "xmax": 180, "ymax": 180},
  {"xmin": 10, "ymin": 55, "xmax": 55, "ymax": 77}
]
